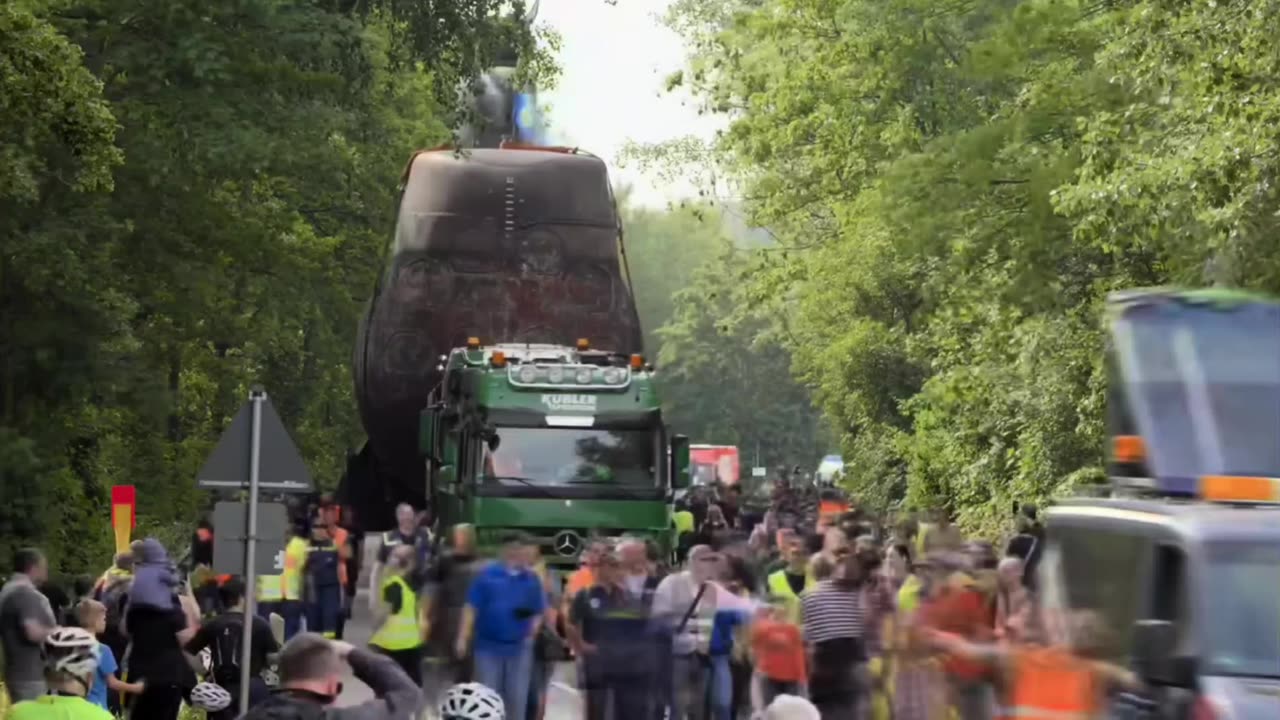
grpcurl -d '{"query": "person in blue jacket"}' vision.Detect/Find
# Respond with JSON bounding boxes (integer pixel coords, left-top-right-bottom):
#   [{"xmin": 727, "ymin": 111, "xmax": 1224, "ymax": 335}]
[{"xmin": 455, "ymin": 533, "xmax": 546, "ymax": 720}]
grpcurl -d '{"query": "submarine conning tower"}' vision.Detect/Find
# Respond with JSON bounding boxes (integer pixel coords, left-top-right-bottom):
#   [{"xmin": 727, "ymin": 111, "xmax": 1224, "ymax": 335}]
[{"xmin": 342, "ymin": 145, "xmax": 645, "ymax": 530}]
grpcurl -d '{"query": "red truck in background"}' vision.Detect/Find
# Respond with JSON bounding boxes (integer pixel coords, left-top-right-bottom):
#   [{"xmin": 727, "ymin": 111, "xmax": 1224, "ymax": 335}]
[{"xmin": 690, "ymin": 445, "xmax": 741, "ymax": 487}]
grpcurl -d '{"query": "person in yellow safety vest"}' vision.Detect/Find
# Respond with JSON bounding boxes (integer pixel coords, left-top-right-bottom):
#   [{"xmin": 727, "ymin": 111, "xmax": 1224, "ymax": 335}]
[
  {"xmin": 256, "ymin": 565, "xmax": 285, "ymax": 622},
  {"xmin": 673, "ymin": 509, "xmax": 695, "ymax": 538},
  {"xmin": 369, "ymin": 545, "xmax": 425, "ymax": 685},
  {"xmin": 370, "ymin": 503, "xmax": 432, "ymax": 613},
  {"xmin": 91, "ymin": 553, "xmax": 134, "ymax": 597},
  {"xmin": 280, "ymin": 523, "xmax": 310, "ymax": 640},
  {"xmin": 766, "ymin": 536, "xmax": 813, "ymax": 623}
]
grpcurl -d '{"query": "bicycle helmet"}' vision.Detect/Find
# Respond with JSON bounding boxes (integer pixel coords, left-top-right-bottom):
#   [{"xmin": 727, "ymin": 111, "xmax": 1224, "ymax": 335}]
[
  {"xmin": 190, "ymin": 682, "xmax": 233, "ymax": 712},
  {"xmin": 44, "ymin": 627, "xmax": 99, "ymax": 681},
  {"xmin": 440, "ymin": 682, "xmax": 504, "ymax": 720}
]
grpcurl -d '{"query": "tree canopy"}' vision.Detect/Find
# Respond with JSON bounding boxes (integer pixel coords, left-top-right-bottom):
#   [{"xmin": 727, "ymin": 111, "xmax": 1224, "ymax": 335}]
[
  {"xmin": 620, "ymin": 197, "xmax": 828, "ymax": 470},
  {"xmin": 0, "ymin": 0, "xmax": 554, "ymax": 572},
  {"xmin": 649, "ymin": 0, "xmax": 1280, "ymax": 531}
]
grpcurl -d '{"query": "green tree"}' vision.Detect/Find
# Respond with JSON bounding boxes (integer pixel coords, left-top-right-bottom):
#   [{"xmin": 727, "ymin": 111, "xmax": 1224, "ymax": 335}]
[
  {"xmin": 652, "ymin": 0, "xmax": 1280, "ymax": 531},
  {"xmin": 620, "ymin": 196, "xmax": 721, "ymax": 354},
  {"xmin": 656, "ymin": 237, "xmax": 829, "ymax": 470},
  {"xmin": 0, "ymin": 0, "xmax": 555, "ymax": 572}
]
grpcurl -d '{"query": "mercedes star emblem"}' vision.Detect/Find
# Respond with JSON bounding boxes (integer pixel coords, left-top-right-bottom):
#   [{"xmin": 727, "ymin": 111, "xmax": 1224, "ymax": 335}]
[{"xmin": 553, "ymin": 530, "xmax": 582, "ymax": 557}]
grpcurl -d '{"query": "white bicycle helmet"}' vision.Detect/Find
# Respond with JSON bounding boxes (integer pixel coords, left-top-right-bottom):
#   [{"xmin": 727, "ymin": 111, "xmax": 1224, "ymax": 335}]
[
  {"xmin": 44, "ymin": 627, "xmax": 99, "ymax": 681},
  {"xmin": 190, "ymin": 682, "xmax": 233, "ymax": 712},
  {"xmin": 440, "ymin": 682, "xmax": 504, "ymax": 720}
]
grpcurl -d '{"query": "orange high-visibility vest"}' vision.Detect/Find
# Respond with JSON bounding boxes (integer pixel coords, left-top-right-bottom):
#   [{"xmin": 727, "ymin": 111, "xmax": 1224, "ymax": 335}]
[
  {"xmin": 819, "ymin": 500, "xmax": 848, "ymax": 518},
  {"xmin": 1000, "ymin": 646, "xmax": 1100, "ymax": 720},
  {"xmin": 332, "ymin": 527, "xmax": 350, "ymax": 588}
]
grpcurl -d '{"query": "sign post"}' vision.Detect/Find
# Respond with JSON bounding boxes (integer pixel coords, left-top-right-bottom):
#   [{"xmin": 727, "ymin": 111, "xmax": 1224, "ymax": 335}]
[
  {"xmin": 239, "ymin": 390, "xmax": 264, "ymax": 710},
  {"xmin": 110, "ymin": 485, "xmax": 136, "ymax": 555},
  {"xmin": 197, "ymin": 388, "xmax": 313, "ymax": 713}
]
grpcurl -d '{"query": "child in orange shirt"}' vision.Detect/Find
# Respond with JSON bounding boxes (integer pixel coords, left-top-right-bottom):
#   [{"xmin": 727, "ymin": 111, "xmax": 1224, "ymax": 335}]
[{"xmin": 750, "ymin": 601, "xmax": 808, "ymax": 711}]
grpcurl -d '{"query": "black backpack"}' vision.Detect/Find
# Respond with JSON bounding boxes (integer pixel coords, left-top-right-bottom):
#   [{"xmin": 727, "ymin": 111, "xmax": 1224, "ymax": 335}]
[
  {"xmin": 100, "ymin": 582, "xmax": 129, "ymax": 633},
  {"xmin": 209, "ymin": 617, "xmax": 246, "ymax": 685}
]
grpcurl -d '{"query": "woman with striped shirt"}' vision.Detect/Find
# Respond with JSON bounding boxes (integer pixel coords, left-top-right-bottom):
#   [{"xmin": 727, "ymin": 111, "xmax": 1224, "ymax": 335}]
[{"xmin": 800, "ymin": 551, "xmax": 865, "ymax": 719}]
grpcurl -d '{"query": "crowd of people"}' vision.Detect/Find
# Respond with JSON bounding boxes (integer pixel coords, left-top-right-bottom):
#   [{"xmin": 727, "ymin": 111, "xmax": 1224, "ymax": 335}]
[{"xmin": 0, "ymin": 479, "xmax": 1137, "ymax": 720}]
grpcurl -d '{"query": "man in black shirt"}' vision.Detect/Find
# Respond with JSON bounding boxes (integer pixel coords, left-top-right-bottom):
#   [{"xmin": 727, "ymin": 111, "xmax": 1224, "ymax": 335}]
[
  {"xmin": 1004, "ymin": 504, "xmax": 1044, "ymax": 589},
  {"xmin": 422, "ymin": 523, "xmax": 480, "ymax": 704},
  {"xmin": 186, "ymin": 577, "xmax": 281, "ymax": 719},
  {"xmin": 124, "ymin": 581, "xmax": 200, "ymax": 720}
]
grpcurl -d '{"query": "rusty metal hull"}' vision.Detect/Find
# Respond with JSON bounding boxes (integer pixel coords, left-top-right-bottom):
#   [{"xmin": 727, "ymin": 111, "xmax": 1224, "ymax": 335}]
[{"xmin": 341, "ymin": 148, "xmax": 644, "ymax": 528}]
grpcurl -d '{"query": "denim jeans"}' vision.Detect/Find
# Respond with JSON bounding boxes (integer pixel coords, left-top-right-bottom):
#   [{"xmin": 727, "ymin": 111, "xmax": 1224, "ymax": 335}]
[
  {"xmin": 669, "ymin": 654, "xmax": 709, "ymax": 720},
  {"xmin": 278, "ymin": 599, "xmax": 304, "ymax": 640},
  {"xmin": 709, "ymin": 655, "xmax": 733, "ymax": 720},
  {"xmin": 305, "ymin": 586, "xmax": 342, "ymax": 638},
  {"xmin": 473, "ymin": 644, "xmax": 534, "ymax": 720}
]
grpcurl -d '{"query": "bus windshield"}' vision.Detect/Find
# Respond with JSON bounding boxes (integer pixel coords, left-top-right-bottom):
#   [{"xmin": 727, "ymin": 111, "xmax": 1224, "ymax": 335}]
[
  {"xmin": 1112, "ymin": 300, "xmax": 1280, "ymax": 479},
  {"xmin": 481, "ymin": 426, "xmax": 659, "ymax": 487}
]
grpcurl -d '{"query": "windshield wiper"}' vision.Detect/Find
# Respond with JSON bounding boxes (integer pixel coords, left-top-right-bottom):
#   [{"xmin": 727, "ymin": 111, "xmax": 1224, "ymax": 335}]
[{"xmin": 484, "ymin": 475, "xmax": 558, "ymax": 499}]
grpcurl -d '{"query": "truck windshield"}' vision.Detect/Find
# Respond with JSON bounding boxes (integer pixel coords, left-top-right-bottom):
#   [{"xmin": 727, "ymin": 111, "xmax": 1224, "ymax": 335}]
[
  {"xmin": 1113, "ymin": 301, "xmax": 1280, "ymax": 478},
  {"xmin": 1202, "ymin": 542, "xmax": 1280, "ymax": 678},
  {"xmin": 482, "ymin": 427, "xmax": 658, "ymax": 487}
]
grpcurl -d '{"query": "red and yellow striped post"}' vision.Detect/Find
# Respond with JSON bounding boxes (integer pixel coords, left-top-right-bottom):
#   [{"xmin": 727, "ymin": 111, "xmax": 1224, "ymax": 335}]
[{"xmin": 111, "ymin": 485, "xmax": 136, "ymax": 554}]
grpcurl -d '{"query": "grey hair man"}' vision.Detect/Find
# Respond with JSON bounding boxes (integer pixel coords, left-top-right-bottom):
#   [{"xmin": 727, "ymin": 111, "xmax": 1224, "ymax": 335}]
[
  {"xmin": 369, "ymin": 503, "xmax": 432, "ymax": 611},
  {"xmin": 616, "ymin": 537, "xmax": 653, "ymax": 599},
  {"xmin": 652, "ymin": 544, "xmax": 723, "ymax": 720}
]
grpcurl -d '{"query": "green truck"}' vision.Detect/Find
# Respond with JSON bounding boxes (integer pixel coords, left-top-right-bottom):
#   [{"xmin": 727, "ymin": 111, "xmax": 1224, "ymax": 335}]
[{"xmin": 419, "ymin": 339, "xmax": 691, "ymax": 575}]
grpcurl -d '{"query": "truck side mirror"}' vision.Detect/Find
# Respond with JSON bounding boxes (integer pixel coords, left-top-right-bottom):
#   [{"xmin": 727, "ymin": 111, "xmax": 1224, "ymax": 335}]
[
  {"xmin": 1132, "ymin": 620, "xmax": 1194, "ymax": 686},
  {"xmin": 671, "ymin": 434, "xmax": 691, "ymax": 489},
  {"xmin": 420, "ymin": 409, "xmax": 440, "ymax": 464}
]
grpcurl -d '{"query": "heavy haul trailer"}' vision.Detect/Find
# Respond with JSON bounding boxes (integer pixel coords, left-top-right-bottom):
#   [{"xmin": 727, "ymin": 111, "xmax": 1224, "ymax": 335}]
[
  {"xmin": 419, "ymin": 339, "xmax": 690, "ymax": 573},
  {"xmin": 341, "ymin": 145, "xmax": 645, "ymax": 529}
]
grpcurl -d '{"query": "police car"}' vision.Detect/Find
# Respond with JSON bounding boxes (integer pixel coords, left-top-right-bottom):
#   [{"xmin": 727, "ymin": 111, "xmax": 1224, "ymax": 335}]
[{"xmin": 1040, "ymin": 289, "xmax": 1280, "ymax": 720}]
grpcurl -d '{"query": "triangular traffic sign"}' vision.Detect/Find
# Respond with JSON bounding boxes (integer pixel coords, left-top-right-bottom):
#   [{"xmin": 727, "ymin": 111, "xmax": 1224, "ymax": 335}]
[{"xmin": 197, "ymin": 396, "xmax": 314, "ymax": 492}]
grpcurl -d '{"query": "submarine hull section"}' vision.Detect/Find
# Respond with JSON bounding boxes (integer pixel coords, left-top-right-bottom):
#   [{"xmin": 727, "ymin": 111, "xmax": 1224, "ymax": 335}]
[{"xmin": 343, "ymin": 148, "xmax": 644, "ymax": 529}]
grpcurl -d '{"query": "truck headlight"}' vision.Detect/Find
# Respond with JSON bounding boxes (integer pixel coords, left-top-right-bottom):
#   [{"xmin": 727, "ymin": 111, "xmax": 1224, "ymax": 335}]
[
  {"xmin": 547, "ymin": 367, "xmax": 565, "ymax": 383},
  {"xmin": 518, "ymin": 366, "xmax": 538, "ymax": 383},
  {"xmin": 602, "ymin": 368, "xmax": 623, "ymax": 384},
  {"xmin": 576, "ymin": 368, "xmax": 594, "ymax": 384}
]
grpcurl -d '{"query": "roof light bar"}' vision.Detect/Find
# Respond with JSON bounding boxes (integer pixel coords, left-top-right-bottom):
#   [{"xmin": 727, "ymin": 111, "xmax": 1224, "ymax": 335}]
[
  {"xmin": 1198, "ymin": 475, "xmax": 1280, "ymax": 503},
  {"xmin": 507, "ymin": 363, "xmax": 632, "ymax": 390},
  {"xmin": 1111, "ymin": 435, "xmax": 1145, "ymax": 464}
]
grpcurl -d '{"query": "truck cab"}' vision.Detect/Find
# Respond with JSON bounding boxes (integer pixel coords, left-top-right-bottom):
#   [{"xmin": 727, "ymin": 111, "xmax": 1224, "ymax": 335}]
[
  {"xmin": 419, "ymin": 339, "xmax": 690, "ymax": 574},
  {"xmin": 1041, "ymin": 288, "xmax": 1280, "ymax": 720}
]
